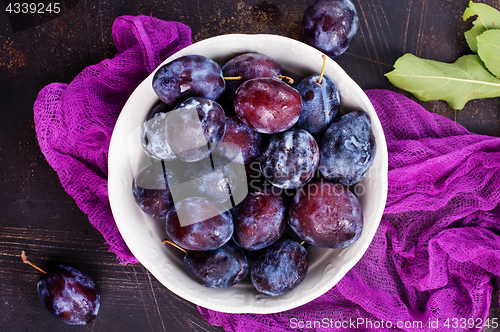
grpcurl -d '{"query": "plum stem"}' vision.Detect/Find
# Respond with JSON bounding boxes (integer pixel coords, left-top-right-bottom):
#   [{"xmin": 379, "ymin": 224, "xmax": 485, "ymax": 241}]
[
  {"xmin": 223, "ymin": 76, "xmax": 243, "ymax": 80},
  {"xmin": 21, "ymin": 251, "xmax": 47, "ymax": 274},
  {"xmin": 278, "ymin": 75, "xmax": 294, "ymax": 84},
  {"xmin": 318, "ymin": 55, "xmax": 327, "ymax": 84},
  {"xmin": 162, "ymin": 239, "xmax": 187, "ymax": 253}
]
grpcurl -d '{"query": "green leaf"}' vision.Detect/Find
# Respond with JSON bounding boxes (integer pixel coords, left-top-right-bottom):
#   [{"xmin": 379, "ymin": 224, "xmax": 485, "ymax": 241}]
[
  {"xmin": 385, "ymin": 53, "xmax": 500, "ymax": 110},
  {"xmin": 463, "ymin": 1, "xmax": 500, "ymax": 53},
  {"xmin": 477, "ymin": 29, "xmax": 500, "ymax": 78}
]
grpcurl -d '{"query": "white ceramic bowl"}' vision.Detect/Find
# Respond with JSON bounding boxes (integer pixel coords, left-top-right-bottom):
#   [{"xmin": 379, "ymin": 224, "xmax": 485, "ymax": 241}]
[{"xmin": 108, "ymin": 34, "xmax": 388, "ymax": 314}]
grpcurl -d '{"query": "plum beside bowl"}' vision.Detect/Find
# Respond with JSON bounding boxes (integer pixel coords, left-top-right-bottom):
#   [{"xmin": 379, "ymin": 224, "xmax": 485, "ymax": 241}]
[{"xmin": 108, "ymin": 34, "xmax": 388, "ymax": 314}]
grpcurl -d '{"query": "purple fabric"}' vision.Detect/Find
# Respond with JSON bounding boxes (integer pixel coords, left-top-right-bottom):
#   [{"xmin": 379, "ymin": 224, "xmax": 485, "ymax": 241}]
[
  {"xmin": 200, "ymin": 90, "xmax": 500, "ymax": 331},
  {"xmin": 33, "ymin": 15, "xmax": 192, "ymax": 264},
  {"xmin": 33, "ymin": 15, "xmax": 500, "ymax": 331}
]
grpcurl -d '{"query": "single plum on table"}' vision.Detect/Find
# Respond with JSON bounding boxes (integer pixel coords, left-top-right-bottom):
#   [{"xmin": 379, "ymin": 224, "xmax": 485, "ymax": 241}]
[
  {"xmin": 234, "ymin": 77, "xmax": 302, "ymax": 134},
  {"xmin": 251, "ymin": 239, "xmax": 309, "ymax": 296},
  {"xmin": 232, "ymin": 186, "xmax": 286, "ymax": 251},
  {"xmin": 319, "ymin": 109, "xmax": 376, "ymax": 186},
  {"xmin": 288, "ymin": 180, "xmax": 363, "ymax": 249},
  {"xmin": 222, "ymin": 52, "xmax": 282, "ymax": 97},
  {"xmin": 152, "ymin": 54, "xmax": 225, "ymax": 106},
  {"xmin": 165, "ymin": 97, "xmax": 226, "ymax": 162},
  {"xmin": 165, "ymin": 197, "xmax": 233, "ymax": 251},
  {"xmin": 183, "ymin": 242, "xmax": 249, "ymax": 289},
  {"xmin": 302, "ymin": 0, "xmax": 359, "ymax": 57},
  {"xmin": 260, "ymin": 128, "xmax": 320, "ymax": 189},
  {"xmin": 37, "ymin": 264, "xmax": 100, "ymax": 325}
]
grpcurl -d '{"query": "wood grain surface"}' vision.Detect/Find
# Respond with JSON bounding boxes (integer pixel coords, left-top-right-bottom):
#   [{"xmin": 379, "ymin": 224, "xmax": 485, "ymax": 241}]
[{"xmin": 1, "ymin": 0, "xmax": 499, "ymax": 331}]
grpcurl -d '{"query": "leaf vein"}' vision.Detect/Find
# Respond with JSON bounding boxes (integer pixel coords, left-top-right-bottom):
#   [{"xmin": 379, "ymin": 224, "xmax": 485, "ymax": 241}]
[{"xmin": 386, "ymin": 74, "xmax": 500, "ymax": 88}]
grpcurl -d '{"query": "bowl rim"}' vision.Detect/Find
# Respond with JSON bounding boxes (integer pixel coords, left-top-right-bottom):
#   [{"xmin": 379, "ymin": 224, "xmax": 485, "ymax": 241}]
[{"xmin": 108, "ymin": 33, "xmax": 388, "ymax": 314}]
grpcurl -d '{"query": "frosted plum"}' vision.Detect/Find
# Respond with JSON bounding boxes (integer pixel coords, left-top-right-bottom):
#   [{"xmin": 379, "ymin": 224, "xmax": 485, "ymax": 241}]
[
  {"xmin": 302, "ymin": 0, "xmax": 359, "ymax": 57},
  {"xmin": 165, "ymin": 97, "xmax": 226, "ymax": 162},
  {"xmin": 38, "ymin": 265, "xmax": 100, "ymax": 325},
  {"xmin": 184, "ymin": 242, "xmax": 248, "ymax": 289},
  {"xmin": 251, "ymin": 239, "xmax": 309, "ymax": 296},
  {"xmin": 132, "ymin": 161, "xmax": 181, "ymax": 219},
  {"xmin": 152, "ymin": 54, "xmax": 225, "ymax": 106},
  {"xmin": 184, "ymin": 155, "xmax": 238, "ymax": 204},
  {"xmin": 288, "ymin": 180, "xmax": 363, "ymax": 249},
  {"xmin": 234, "ymin": 78, "xmax": 302, "ymax": 134},
  {"xmin": 141, "ymin": 102, "xmax": 176, "ymax": 161},
  {"xmin": 222, "ymin": 53, "xmax": 281, "ymax": 97},
  {"xmin": 294, "ymin": 58, "xmax": 340, "ymax": 136},
  {"xmin": 215, "ymin": 115, "xmax": 263, "ymax": 164},
  {"xmin": 319, "ymin": 110, "xmax": 376, "ymax": 185},
  {"xmin": 165, "ymin": 197, "xmax": 233, "ymax": 251},
  {"xmin": 232, "ymin": 186, "xmax": 286, "ymax": 251},
  {"xmin": 260, "ymin": 128, "xmax": 319, "ymax": 189}
]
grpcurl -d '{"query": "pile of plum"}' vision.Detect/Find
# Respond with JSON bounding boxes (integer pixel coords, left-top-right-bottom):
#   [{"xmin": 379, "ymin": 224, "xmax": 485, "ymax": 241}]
[{"xmin": 133, "ymin": 51, "xmax": 376, "ymax": 296}]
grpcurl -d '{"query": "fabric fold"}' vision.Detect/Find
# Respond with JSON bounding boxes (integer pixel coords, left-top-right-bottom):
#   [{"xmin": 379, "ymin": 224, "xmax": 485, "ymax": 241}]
[
  {"xmin": 199, "ymin": 90, "xmax": 500, "ymax": 332},
  {"xmin": 33, "ymin": 15, "xmax": 192, "ymax": 264}
]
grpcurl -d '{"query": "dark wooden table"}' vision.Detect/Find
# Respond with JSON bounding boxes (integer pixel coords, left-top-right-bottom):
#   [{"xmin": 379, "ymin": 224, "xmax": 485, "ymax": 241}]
[{"xmin": 1, "ymin": 0, "xmax": 499, "ymax": 331}]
